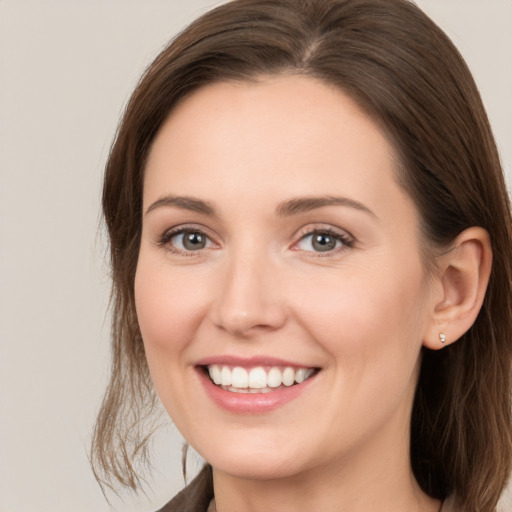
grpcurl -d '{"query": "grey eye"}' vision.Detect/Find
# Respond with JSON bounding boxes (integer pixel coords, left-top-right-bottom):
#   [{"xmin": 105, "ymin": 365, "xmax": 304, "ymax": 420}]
[
  {"xmin": 172, "ymin": 230, "xmax": 209, "ymax": 251},
  {"xmin": 296, "ymin": 231, "xmax": 345, "ymax": 253},
  {"xmin": 310, "ymin": 233, "xmax": 338, "ymax": 252}
]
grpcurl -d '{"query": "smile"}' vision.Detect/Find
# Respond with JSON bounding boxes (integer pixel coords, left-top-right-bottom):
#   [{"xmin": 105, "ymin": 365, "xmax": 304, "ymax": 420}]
[
  {"xmin": 206, "ymin": 365, "xmax": 316, "ymax": 393},
  {"xmin": 196, "ymin": 358, "xmax": 320, "ymax": 413}
]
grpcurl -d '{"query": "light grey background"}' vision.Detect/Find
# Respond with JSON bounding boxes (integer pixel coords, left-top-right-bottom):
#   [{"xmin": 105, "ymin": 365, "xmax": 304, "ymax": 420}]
[{"xmin": 0, "ymin": 1, "xmax": 510, "ymax": 511}]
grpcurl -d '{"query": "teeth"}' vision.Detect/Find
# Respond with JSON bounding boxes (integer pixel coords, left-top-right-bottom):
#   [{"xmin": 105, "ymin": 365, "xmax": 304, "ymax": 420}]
[
  {"xmin": 282, "ymin": 367, "xmax": 295, "ymax": 386},
  {"xmin": 248, "ymin": 367, "xmax": 267, "ymax": 388},
  {"xmin": 210, "ymin": 365, "xmax": 222, "ymax": 385},
  {"xmin": 207, "ymin": 365, "xmax": 314, "ymax": 392},
  {"xmin": 231, "ymin": 367, "xmax": 248, "ymax": 388},
  {"xmin": 221, "ymin": 366, "xmax": 232, "ymax": 386},
  {"xmin": 267, "ymin": 367, "xmax": 282, "ymax": 388},
  {"xmin": 295, "ymin": 368, "xmax": 308, "ymax": 383}
]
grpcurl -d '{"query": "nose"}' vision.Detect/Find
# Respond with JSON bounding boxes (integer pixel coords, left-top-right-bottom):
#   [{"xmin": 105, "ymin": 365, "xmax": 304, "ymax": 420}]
[{"xmin": 210, "ymin": 250, "xmax": 287, "ymax": 338}]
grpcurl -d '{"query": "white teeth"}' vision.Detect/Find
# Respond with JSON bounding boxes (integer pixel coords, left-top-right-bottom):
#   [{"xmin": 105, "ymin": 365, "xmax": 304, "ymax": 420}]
[
  {"xmin": 231, "ymin": 367, "xmax": 248, "ymax": 388},
  {"xmin": 210, "ymin": 365, "xmax": 222, "ymax": 385},
  {"xmin": 248, "ymin": 367, "xmax": 267, "ymax": 388},
  {"xmin": 267, "ymin": 367, "xmax": 282, "ymax": 388},
  {"xmin": 207, "ymin": 364, "xmax": 315, "ymax": 392},
  {"xmin": 295, "ymin": 368, "xmax": 314, "ymax": 383},
  {"xmin": 221, "ymin": 366, "xmax": 232, "ymax": 386},
  {"xmin": 282, "ymin": 367, "xmax": 295, "ymax": 386}
]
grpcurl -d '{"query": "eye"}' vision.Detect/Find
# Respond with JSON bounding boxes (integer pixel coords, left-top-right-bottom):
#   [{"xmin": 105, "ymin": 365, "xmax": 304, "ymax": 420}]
[
  {"xmin": 159, "ymin": 228, "xmax": 213, "ymax": 253},
  {"xmin": 174, "ymin": 230, "xmax": 209, "ymax": 250},
  {"xmin": 295, "ymin": 229, "xmax": 353, "ymax": 253}
]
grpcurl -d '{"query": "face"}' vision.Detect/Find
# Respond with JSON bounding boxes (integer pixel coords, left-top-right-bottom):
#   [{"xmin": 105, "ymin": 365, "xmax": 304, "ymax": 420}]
[{"xmin": 135, "ymin": 76, "xmax": 435, "ymax": 482}]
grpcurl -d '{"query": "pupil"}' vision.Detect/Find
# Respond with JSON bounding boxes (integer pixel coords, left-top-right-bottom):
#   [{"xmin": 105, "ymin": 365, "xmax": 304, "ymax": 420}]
[
  {"xmin": 312, "ymin": 234, "xmax": 336, "ymax": 252},
  {"xmin": 183, "ymin": 232, "xmax": 206, "ymax": 250}
]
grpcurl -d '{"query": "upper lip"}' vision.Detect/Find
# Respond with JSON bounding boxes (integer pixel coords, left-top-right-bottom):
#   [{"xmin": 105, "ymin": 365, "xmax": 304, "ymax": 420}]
[{"xmin": 195, "ymin": 355, "xmax": 317, "ymax": 369}]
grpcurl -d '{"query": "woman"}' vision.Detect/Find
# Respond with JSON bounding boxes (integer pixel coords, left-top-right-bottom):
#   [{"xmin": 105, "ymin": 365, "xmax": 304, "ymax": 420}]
[{"xmin": 91, "ymin": 0, "xmax": 512, "ymax": 511}]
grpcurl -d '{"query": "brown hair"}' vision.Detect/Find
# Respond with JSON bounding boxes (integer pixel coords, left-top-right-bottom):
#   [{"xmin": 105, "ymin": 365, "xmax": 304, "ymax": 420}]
[{"xmin": 92, "ymin": 0, "xmax": 512, "ymax": 509}]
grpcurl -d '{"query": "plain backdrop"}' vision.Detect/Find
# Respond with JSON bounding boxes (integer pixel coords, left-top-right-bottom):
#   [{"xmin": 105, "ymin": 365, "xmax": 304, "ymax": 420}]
[{"xmin": 0, "ymin": 1, "xmax": 511, "ymax": 511}]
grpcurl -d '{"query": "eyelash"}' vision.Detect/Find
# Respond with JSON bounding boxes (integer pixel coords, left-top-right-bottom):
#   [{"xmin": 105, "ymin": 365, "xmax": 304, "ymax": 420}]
[
  {"xmin": 157, "ymin": 225, "xmax": 214, "ymax": 257},
  {"xmin": 293, "ymin": 227, "xmax": 355, "ymax": 256},
  {"xmin": 157, "ymin": 226, "xmax": 355, "ymax": 256}
]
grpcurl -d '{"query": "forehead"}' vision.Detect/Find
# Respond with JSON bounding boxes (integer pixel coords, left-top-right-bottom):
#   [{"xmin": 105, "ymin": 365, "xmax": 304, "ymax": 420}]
[{"xmin": 144, "ymin": 75, "xmax": 400, "ymax": 204}]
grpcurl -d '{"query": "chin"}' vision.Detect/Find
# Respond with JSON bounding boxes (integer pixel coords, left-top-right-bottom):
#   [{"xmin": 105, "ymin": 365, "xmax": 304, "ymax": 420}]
[
  {"xmin": 193, "ymin": 434, "xmax": 310, "ymax": 481},
  {"xmin": 211, "ymin": 456, "xmax": 304, "ymax": 481}
]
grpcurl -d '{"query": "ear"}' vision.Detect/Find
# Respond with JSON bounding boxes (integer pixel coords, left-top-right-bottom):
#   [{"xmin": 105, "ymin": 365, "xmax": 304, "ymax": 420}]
[{"xmin": 423, "ymin": 227, "xmax": 492, "ymax": 350}]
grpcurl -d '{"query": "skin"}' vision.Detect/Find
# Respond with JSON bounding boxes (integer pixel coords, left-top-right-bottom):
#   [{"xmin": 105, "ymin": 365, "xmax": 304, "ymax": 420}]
[{"xmin": 135, "ymin": 75, "xmax": 444, "ymax": 512}]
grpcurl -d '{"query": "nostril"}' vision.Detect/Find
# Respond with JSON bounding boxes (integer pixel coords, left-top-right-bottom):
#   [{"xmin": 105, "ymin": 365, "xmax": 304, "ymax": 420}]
[{"xmin": 209, "ymin": 264, "xmax": 287, "ymax": 335}]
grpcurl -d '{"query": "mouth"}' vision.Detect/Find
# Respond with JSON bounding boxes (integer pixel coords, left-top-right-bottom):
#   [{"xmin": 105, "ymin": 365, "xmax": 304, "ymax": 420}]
[{"xmin": 201, "ymin": 364, "xmax": 319, "ymax": 394}]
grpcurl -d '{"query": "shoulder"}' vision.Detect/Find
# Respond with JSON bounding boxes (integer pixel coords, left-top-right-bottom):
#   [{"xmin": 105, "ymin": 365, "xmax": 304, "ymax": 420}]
[{"xmin": 156, "ymin": 465, "xmax": 213, "ymax": 512}]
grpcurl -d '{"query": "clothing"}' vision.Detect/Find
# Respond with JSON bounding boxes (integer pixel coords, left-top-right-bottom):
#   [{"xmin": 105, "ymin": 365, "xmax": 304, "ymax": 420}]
[
  {"xmin": 156, "ymin": 464, "xmax": 457, "ymax": 512},
  {"xmin": 156, "ymin": 465, "xmax": 213, "ymax": 512}
]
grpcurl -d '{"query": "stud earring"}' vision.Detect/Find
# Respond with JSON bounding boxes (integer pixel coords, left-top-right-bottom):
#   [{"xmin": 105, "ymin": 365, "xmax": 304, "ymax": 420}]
[{"xmin": 439, "ymin": 333, "xmax": 446, "ymax": 344}]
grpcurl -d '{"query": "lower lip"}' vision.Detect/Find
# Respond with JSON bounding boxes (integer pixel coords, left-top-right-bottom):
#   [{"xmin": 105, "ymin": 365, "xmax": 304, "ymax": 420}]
[{"xmin": 197, "ymin": 368, "xmax": 317, "ymax": 414}]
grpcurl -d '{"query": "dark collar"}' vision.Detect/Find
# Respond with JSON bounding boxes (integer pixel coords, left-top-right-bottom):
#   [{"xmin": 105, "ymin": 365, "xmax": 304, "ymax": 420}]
[{"xmin": 156, "ymin": 465, "xmax": 213, "ymax": 512}]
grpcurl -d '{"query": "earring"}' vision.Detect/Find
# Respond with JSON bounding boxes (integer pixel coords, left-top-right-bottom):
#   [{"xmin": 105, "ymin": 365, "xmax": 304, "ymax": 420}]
[{"xmin": 439, "ymin": 333, "xmax": 446, "ymax": 344}]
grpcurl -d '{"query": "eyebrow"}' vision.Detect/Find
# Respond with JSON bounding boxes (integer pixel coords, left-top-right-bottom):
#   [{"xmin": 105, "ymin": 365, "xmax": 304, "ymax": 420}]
[
  {"xmin": 145, "ymin": 194, "xmax": 375, "ymax": 218},
  {"xmin": 276, "ymin": 196, "xmax": 376, "ymax": 218},
  {"xmin": 145, "ymin": 195, "xmax": 216, "ymax": 216}
]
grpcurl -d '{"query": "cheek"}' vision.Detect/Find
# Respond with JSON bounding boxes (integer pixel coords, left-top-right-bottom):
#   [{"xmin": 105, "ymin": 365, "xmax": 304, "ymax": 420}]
[
  {"xmin": 134, "ymin": 256, "xmax": 212, "ymax": 373},
  {"xmin": 292, "ymin": 260, "xmax": 427, "ymax": 369},
  {"xmin": 295, "ymin": 264, "xmax": 427, "ymax": 436},
  {"xmin": 134, "ymin": 256, "xmax": 215, "ymax": 424}
]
